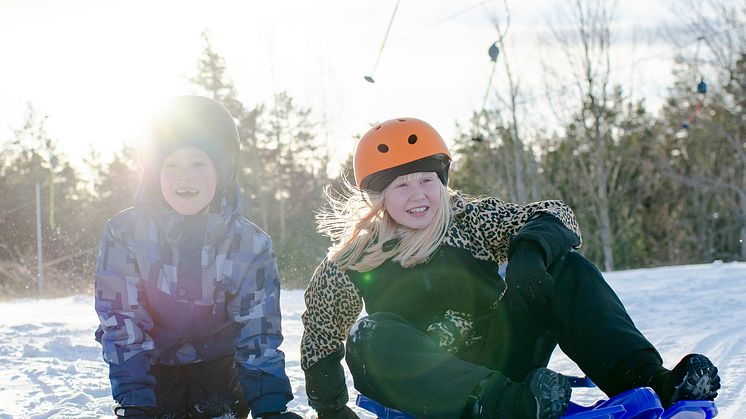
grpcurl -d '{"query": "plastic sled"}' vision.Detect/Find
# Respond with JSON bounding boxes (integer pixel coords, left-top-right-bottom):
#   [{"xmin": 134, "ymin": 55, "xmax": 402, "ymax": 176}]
[{"xmin": 355, "ymin": 386, "xmax": 718, "ymax": 419}]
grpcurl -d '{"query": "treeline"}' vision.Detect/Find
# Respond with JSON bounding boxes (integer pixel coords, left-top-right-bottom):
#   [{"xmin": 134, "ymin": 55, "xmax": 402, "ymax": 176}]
[{"xmin": 1, "ymin": 1, "xmax": 744, "ymax": 298}]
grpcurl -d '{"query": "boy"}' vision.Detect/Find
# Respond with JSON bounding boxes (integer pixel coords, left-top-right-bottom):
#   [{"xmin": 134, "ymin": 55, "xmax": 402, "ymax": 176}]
[{"xmin": 94, "ymin": 96, "xmax": 301, "ymax": 418}]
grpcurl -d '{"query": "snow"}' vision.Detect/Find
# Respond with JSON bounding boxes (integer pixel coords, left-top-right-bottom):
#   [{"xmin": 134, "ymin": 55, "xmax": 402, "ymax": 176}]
[{"xmin": 1, "ymin": 262, "xmax": 744, "ymax": 418}]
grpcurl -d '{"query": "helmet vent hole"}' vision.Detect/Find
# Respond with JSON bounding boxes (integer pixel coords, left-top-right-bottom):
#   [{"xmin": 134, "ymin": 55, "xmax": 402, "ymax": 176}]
[
  {"xmin": 397, "ymin": 119, "xmax": 407, "ymax": 122},
  {"xmin": 408, "ymin": 135, "xmax": 417, "ymax": 144},
  {"xmin": 377, "ymin": 144, "xmax": 389, "ymax": 153},
  {"xmin": 374, "ymin": 125, "xmax": 382, "ymax": 130}
]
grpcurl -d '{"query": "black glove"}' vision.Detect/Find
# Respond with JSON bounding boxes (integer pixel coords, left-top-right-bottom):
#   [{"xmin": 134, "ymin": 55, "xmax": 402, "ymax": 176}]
[
  {"xmin": 505, "ymin": 241, "xmax": 554, "ymax": 309},
  {"xmin": 317, "ymin": 405, "xmax": 360, "ymax": 419},
  {"xmin": 305, "ymin": 347, "xmax": 349, "ymax": 413},
  {"xmin": 256, "ymin": 411, "xmax": 305, "ymax": 419},
  {"xmin": 112, "ymin": 404, "xmax": 158, "ymax": 419}
]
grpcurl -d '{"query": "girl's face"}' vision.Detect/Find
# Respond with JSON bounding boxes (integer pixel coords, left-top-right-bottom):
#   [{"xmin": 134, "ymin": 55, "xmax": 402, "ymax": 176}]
[
  {"xmin": 160, "ymin": 146, "xmax": 217, "ymax": 215},
  {"xmin": 383, "ymin": 172, "xmax": 441, "ymax": 230}
]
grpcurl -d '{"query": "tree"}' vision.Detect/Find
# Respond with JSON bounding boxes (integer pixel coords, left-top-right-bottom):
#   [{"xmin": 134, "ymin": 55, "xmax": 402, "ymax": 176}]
[
  {"xmin": 541, "ymin": 0, "xmax": 623, "ymax": 271},
  {"xmin": 0, "ymin": 104, "xmax": 96, "ymax": 297},
  {"xmin": 451, "ymin": 110, "xmax": 542, "ymax": 200},
  {"xmin": 190, "ymin": 31, "xmax": 272, "ymax": 230},
  {"xmin": 189, "ymin": 33, "xmax": 329, "ymax": 286},
  {"xmin": 657, "ymin": 0, "xmax": 746, "ymax": 261}
]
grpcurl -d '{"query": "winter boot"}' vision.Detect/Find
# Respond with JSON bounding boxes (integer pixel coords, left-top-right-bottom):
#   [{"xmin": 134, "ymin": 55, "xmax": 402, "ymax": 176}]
[
  {"xmin": 618, "ymin": 353, "xmax": 720, "ymax": 408},
  {"xmin": 654, "ymin": 354, "xmax": 720, "ymax": 408},
  {"xmin": 463, "ymin": 368, "xmax": 571, "ymax": 419}
]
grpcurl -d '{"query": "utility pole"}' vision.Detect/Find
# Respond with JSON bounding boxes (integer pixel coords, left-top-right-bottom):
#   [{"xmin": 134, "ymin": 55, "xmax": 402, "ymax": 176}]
[{"xmin": 35, "ymin": 182, "xmax": 43, "ymax": 299}]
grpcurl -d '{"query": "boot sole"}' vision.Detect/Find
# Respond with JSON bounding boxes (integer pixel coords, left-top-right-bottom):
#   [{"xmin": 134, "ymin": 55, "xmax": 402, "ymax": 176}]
[
  {"xmin": 529, "ymin": 368, "xmax": 572, "ymax": 419},
  {"xmin": 671, "ymin": 354, "xmax": 721, "ymax": 403}
]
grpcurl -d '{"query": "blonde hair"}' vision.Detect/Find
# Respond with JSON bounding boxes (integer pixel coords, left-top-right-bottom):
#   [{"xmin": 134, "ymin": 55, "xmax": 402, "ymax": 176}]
[{"xmin": 317, "ymin": 172, "xmax": 454, "ymax": 272}]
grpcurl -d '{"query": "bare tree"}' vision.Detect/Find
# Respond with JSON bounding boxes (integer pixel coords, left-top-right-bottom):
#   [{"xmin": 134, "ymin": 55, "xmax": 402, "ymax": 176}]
[
  {"xmin": 486, "ymin": 3, "xmax": 530, "ymax": 203},
  {"xmin": 541, "ymin": 0, "xmax": 621, "ymax": 271}
]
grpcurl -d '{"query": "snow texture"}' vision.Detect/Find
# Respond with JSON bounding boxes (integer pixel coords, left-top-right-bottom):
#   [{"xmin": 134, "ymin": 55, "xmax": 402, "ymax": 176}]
[{"xmin": 0, "ymin": 262, "xmax": 744, "ymax": 418}]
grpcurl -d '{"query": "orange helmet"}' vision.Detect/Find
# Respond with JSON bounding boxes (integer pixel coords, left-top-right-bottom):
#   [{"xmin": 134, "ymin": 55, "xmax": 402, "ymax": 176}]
[{"xmin": 354, "ymin": 118, "xmax": 452, "ymax": 191}]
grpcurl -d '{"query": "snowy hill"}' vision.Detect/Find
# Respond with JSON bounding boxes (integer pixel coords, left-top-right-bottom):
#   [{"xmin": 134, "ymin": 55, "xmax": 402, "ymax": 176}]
[{"xmin": 0, "ymin": 262, "xmax": 744, "ymax": 418}]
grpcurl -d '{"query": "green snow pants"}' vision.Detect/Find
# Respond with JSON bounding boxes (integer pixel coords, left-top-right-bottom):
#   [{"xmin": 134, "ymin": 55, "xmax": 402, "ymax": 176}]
[{"xmin": 344, "ymin": 251, "xmax": 663, "ymax": 418}]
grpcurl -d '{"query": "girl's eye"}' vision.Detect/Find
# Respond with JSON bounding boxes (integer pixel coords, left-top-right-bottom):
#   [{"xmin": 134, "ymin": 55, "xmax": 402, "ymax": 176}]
[{"xmin": 396, "ymin": 182, "xmax": 407, "ymax": 188}]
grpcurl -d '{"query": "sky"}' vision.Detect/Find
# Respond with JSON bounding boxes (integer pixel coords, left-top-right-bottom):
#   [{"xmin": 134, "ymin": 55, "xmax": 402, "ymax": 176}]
[
  {"xmin": 0, "ymin": 0, "xmax": 686, "ymax": 174},
  {"xmin": 0, "ymin": 261, "xmax": 744, "ymax": 417}
]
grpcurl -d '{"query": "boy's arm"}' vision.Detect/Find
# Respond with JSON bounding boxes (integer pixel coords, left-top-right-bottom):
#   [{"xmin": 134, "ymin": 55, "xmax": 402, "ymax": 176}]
[
  {"xmin": 231, "ymin": 236, "xmax": 293, "ymax": 416},
  {"xmin": 301, "ymin": 259, "xmax": 364, "ymax": 417},
  {"xmin": 94, "ymin": 221, "xmax": 157, "ymax": 408}
]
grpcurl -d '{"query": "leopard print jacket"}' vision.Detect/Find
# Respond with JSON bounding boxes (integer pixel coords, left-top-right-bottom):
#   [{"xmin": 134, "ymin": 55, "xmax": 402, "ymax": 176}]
[{"xmin": 300, "ymin": 193, "xmax": 581, "ymax": 370}]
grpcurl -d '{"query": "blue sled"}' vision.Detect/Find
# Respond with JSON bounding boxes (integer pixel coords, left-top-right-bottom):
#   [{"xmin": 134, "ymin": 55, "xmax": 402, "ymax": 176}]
[{"xmin": 355, "ymin": 386, "xmax": 718, "ymax": 419}]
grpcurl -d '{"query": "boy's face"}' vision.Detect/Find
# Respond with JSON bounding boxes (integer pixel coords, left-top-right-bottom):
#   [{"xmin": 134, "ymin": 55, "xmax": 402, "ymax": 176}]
[
  {"xmin": 160, "ymin": 146, "xmax": 217, "ymax": 215},
  {"xmin": 383, "ymin": 171, "xmax": 441, "ymax": 230}
]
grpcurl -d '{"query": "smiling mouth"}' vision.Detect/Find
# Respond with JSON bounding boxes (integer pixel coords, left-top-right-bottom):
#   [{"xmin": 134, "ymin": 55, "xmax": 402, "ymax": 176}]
[
  {"xmin": 174, "ymin": 188, "xmax": 199, "ymax": 197},
  {"xmin": 407, "ymin": 206, "xmax": 428, "ymax": 214}
]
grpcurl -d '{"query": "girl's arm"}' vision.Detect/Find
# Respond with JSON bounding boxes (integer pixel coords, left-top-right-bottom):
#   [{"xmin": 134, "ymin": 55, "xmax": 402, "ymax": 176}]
[
  {"xmin": 470, "ymin": 197, "xmax": 582, "ymax": 263},
  {"xmin": 301, "ymin": 259, "xmax": 364, "ymax": 415}
]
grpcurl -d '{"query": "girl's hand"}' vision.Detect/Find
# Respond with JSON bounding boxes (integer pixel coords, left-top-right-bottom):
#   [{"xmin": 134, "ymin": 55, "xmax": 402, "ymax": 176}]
[{"xmin": 426, "ymin": 310, "xmax": 479, "ymax": 352}]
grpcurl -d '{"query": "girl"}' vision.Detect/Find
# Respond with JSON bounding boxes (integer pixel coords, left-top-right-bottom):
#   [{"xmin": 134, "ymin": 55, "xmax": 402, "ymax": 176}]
[{"xmin": 300, "ymin": 118, "xmax": 720, "ymax": 419}]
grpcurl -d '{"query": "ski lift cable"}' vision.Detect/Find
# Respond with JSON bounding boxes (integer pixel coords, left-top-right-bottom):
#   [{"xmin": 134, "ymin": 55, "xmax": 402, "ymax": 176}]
[
  {"xmin": 364, "ymin": 0, "xmax": 401, "ymax": 83},
  {"xmin": 391, "ymin": 0, "xmax": 494, "ymax": 44},
  {"xmin": 365, "ymin": 0, "xmax": 494, "ymax": 82},
  {"xmin": 257, "ymin": 7, "xmax": 728, "ymax": 130},
  {"xmin": 472, "ymin": 30, "xmax": 725, "ymax": 136},
  {"xmin": 262, "ymin": 0, "xmax": 493, "ymax": 91},
  {"xmin": 493, "ymin": 29, "xmax": 727, "ymax": 110}
]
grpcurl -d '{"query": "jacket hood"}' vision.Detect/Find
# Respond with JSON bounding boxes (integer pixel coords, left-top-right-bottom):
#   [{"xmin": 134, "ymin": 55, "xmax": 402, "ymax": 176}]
[{"xmin": 133, "ymin": 95, "xmax": 244, "ymax": 244}]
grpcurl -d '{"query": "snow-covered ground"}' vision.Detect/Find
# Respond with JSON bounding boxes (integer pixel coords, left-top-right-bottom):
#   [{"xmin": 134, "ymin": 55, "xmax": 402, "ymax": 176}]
[{"xmin": 0, "ymin": 262, "xmax": 744, "ymax": 418}]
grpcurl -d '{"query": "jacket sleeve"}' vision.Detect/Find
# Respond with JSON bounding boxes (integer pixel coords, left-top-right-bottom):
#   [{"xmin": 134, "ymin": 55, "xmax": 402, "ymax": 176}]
[
  {"xmin": 231, "ymin": 235, "xmax": 293, "ymax": 416},
  {"xmin": 471, "ymin": 197, "xmax": 582, "ymax": 263},
  {"xmin": 94, "ymin": 220, "xmax": 157, "ymax": 407},
  {"xmin": 301, "ymin": 258, "xmax": 364, "ymax": 411}
]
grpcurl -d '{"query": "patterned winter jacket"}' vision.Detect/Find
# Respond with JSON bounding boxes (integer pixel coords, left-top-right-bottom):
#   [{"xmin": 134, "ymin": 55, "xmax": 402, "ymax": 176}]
[
  {"xmin": 94, "ymin": 182, "xmax": 292, "ymax": 413},
  {"xmin": 301, "ymin": 193, "xmax": 581, "ymax": 411}
]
